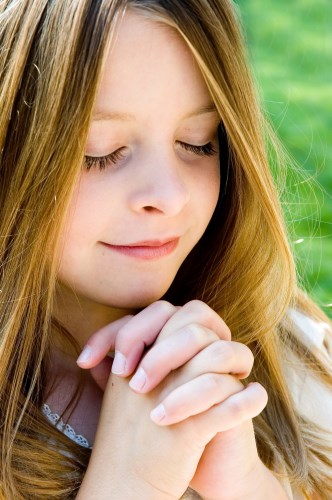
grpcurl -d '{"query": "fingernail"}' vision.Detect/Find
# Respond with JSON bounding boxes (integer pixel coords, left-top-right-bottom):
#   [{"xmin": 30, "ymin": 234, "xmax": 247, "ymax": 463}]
[
  {"xmin": 111, "ymin": 351, "xmax": 126, "ymax": 374},
  {"xmin": 129, "ymin": 367, "xmax": 146, "ymax": 391},
  {"xmin": 76, "ymin": 345, "xmax": 92, "ymax": 365},
  {"xmin": 150, "ymin": 404, "xmax": 166, "ymax": 423}
]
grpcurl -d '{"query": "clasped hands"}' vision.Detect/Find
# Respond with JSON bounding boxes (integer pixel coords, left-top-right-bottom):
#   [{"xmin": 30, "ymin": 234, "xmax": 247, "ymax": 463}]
[{"xmin": 77, "ymin": 300, "xmax": 275, "ymax": 500}]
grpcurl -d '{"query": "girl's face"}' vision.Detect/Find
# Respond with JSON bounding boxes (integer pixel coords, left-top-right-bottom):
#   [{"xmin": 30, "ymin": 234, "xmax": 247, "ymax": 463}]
[{"xmin": 57, "ymin": 11, "xmax": 220, "ymax": 317}]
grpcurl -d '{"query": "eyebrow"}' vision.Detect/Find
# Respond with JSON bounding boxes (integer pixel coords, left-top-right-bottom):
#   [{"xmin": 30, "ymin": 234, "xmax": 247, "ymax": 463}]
[{"xmin": 92, "ymin": 104, "xmax": 218, "ymax": 122}]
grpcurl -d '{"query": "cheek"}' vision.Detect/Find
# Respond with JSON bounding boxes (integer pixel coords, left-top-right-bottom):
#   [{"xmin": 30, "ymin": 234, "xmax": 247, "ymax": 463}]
[{"xmin": 58, "ymin": 181, "xmax": 101, "ymax": 252}]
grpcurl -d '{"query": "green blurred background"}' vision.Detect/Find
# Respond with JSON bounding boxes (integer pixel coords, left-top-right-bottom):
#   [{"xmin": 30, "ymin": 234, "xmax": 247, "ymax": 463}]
[{"xmin": 236, "ymin": 0, "xmax": 332, "ymax": 318}]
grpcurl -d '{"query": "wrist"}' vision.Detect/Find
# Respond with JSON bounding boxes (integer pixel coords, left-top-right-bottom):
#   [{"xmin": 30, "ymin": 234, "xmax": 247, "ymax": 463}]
[
  {"xmin": 200, "ymin": 461, "xmax": 288, "ymax": 500},
  {"xmin": 77, "ymin": 474, "xmax": 176, "ymax": 500},
  {"xmin": 247, "ymin": 462, "xmax": 289, "ymax": 500},
  {"xmin": 77, "ymin": 456, "xmax": 176, "ymax": 500}
]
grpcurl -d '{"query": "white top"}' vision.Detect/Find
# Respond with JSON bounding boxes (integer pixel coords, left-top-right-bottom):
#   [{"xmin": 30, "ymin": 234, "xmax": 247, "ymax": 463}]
[
  {"xmin": 279, "ymin": 310, "xmax": 332, "ymax": 499},
  {"xmin": 285, "ymin": 309, "xmax": 332, "ymax": 433},
  {"xmin": 42, "ymin": 403, "xmax": 92, "ymax": 449},
  {"xmin": 43, "ymin": 310, "xmax": 332, "ymax": 499}
]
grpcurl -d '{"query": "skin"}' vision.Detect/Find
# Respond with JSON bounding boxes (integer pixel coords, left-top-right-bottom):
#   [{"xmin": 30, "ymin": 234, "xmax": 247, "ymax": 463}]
[
  {"xmin": 54, "ymin": 9, "xmax": 220, "ymax": 347},
  {"xmin": 78, "ymin": 301, "xmax": 286, "ymax": 499},
  {"xmin": 53, "ymin": 10, "xmax": 288, "ymax": 500}
]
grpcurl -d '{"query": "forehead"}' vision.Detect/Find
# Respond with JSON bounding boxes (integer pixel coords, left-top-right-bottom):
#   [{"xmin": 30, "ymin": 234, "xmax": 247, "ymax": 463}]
[{"xmin": 93, "ymin": 10, "xmax": 213, "ymax": 120}]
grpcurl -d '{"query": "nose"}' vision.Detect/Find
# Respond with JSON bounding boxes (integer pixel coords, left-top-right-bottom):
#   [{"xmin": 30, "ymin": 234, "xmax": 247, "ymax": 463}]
[{"xmin": 127, "ymin": 153, "xmax": 190, "ymax": 216}]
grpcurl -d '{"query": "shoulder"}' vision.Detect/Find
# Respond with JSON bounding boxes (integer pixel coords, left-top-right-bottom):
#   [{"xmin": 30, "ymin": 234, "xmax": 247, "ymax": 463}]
[
  {"xmin": 282, "ymin": 308, "xmax": 332, "ymax": 433},
  {"xmin": 288, "ymin": 308, "xmax": 332, "ymax": 355}
]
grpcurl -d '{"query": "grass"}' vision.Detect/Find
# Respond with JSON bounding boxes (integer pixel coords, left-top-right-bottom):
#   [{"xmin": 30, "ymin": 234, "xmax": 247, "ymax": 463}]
[{"xmin": 236, "ymin": 0, "xmax": 332, "ymax": 318}]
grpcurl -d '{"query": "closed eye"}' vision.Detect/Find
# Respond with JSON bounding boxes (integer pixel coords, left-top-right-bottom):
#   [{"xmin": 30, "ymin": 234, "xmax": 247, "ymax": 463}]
[
  {"xmin": 84, "ymin": 141, "xmax": 217, "ymax": 171},
  {"xmin": 178, "ymin": 141, "xmax": 217, "ymax": 156},
  {"xmin": 84, "ymin": 147, "xmax": 127, "ymax": 170}
]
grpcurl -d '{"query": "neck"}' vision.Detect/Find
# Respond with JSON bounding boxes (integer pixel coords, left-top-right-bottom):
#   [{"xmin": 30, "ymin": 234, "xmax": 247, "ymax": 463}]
[{"xmin": 53, "ymin": 283, "xmax": 136, "ymax": 350}]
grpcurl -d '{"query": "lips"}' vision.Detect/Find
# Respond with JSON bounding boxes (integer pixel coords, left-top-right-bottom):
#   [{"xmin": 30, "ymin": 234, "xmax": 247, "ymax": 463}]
[
  {"xmin": 101, "ymin": 237, "xmax": 180, "ymax": 260},
  {"xmin": 119, "ymin": 238, "xmax": 178, "ymax": 247}
]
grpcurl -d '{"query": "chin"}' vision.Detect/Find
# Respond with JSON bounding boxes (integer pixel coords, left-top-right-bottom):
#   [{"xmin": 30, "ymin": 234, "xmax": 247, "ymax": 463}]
[
  {"xmin": 110, "ymin": 293, "xmax": 167, "ymax": 310},
  {"xmin": 103, "ymin": 283, "xmax": 173, "ymax": 310}
]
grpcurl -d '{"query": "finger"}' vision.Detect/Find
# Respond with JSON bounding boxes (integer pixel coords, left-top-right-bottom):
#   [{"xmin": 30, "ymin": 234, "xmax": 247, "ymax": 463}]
[
  {"xmin": 191, "ymin": 382, "xmax": 268, "ymax": 438},
  {"xmin": 130, "ymin": 336, "xmax": 252, "ymax": 395},
  {"xmin": 111, "ymin": 301, "xmax": 178, "ymax": 376},
  {"xmin": 174, "ymin": 340, "xmax": 254, "ymax": 384},
  {"xmin": 76, "ymin": 315, "xmax": 133, "ymax": 368},
  {"xmin": 156, "ymin": 300, "xmax": 231, "ymax": 343},
  {"xmin": 128, "ymin": 324, "xmax": 219, "ymax": 393},
  {"xmin": 150, "ymin": 373, "xmax": 243, "ymax": 425}
]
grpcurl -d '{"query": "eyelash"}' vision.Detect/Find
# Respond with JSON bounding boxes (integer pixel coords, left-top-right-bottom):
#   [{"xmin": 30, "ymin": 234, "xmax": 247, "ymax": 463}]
[
  {"xmin": 84, "ymin": 141, "xmax": 217, "ymax": 171},
  {"xmin": 84, "ymin": 148, "xmax": 127, "ymax": 171}
]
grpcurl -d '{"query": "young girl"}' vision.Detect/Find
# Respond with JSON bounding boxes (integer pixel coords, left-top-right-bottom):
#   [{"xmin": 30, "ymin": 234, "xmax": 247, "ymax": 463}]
[{"xmin": 0, "ymin": 0, "xmax": 331, "ymax": 498}]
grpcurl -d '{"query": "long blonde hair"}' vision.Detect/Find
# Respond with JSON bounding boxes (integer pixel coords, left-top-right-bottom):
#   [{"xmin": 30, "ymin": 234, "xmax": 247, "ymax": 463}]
[{"xmin": 0, "ymin": 0, "xmax": 331, "ymax": 498}]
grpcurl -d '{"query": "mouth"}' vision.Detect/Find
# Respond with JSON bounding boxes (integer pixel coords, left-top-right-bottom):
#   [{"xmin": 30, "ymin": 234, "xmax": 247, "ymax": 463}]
[
  {"xmin": 122, "ymin": 238, "xmax": 179, "ymax": 247},
  {"xmin": 100, "ymin": 237, "xmax": 180, "ymax": 260}
]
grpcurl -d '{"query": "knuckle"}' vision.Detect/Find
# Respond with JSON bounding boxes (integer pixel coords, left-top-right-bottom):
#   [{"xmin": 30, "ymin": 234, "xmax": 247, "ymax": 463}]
[
  {"xmin": 114, "ymin": 315, "xmax": 135, "ymax": 337},
  {"xmin": 223, "ymin": 324, "xmax": 232, "ymax": 340},
  {"xmin": 247, "ymin": 349, "xmax": 255, "ymax": 370},
  {"xmin": 252, "ymin": 382, "xmax": 268, "ymax": 407},
  {"xmin": 212, "ymin": 340, "xmax": 234, "ymax": 365},
  {"xmin": 116, "ymin": 325, "xmax": 127, "ymax": 342},
  {"xmin": 242, "ymin": 343, "xmax": 254, "ymax": 363},
  {"xmin": 151, "ymin": 300, "xmax": 177, "ymax": 315},
  {"xmin": 235, "ymin": 344, "xmax": 255, "ymax": 376},
  {"xmin": 202, "ymin": 373, "xmax": 221, "ymax": 393},
  {"xmin": 228, "ymin": 394, "xmax": 247, "ymax": 420},
  {"xmin": 181, "ymin": 301, "xmax": 231, "ymax": 341},
  {"xmin": 182, "ymin": 323, "xmax": 206, "ymax": 344},
  {"xmin": 122, "ymin": 314, "xmax": 135, "ymax": 321},
  {"xmin": 162, "ymin": 396, "xmax": 183, "ymax": 420},
  {"xmin": 184, "ymin": 299, "xmax": 210, "ymax": 316}
]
